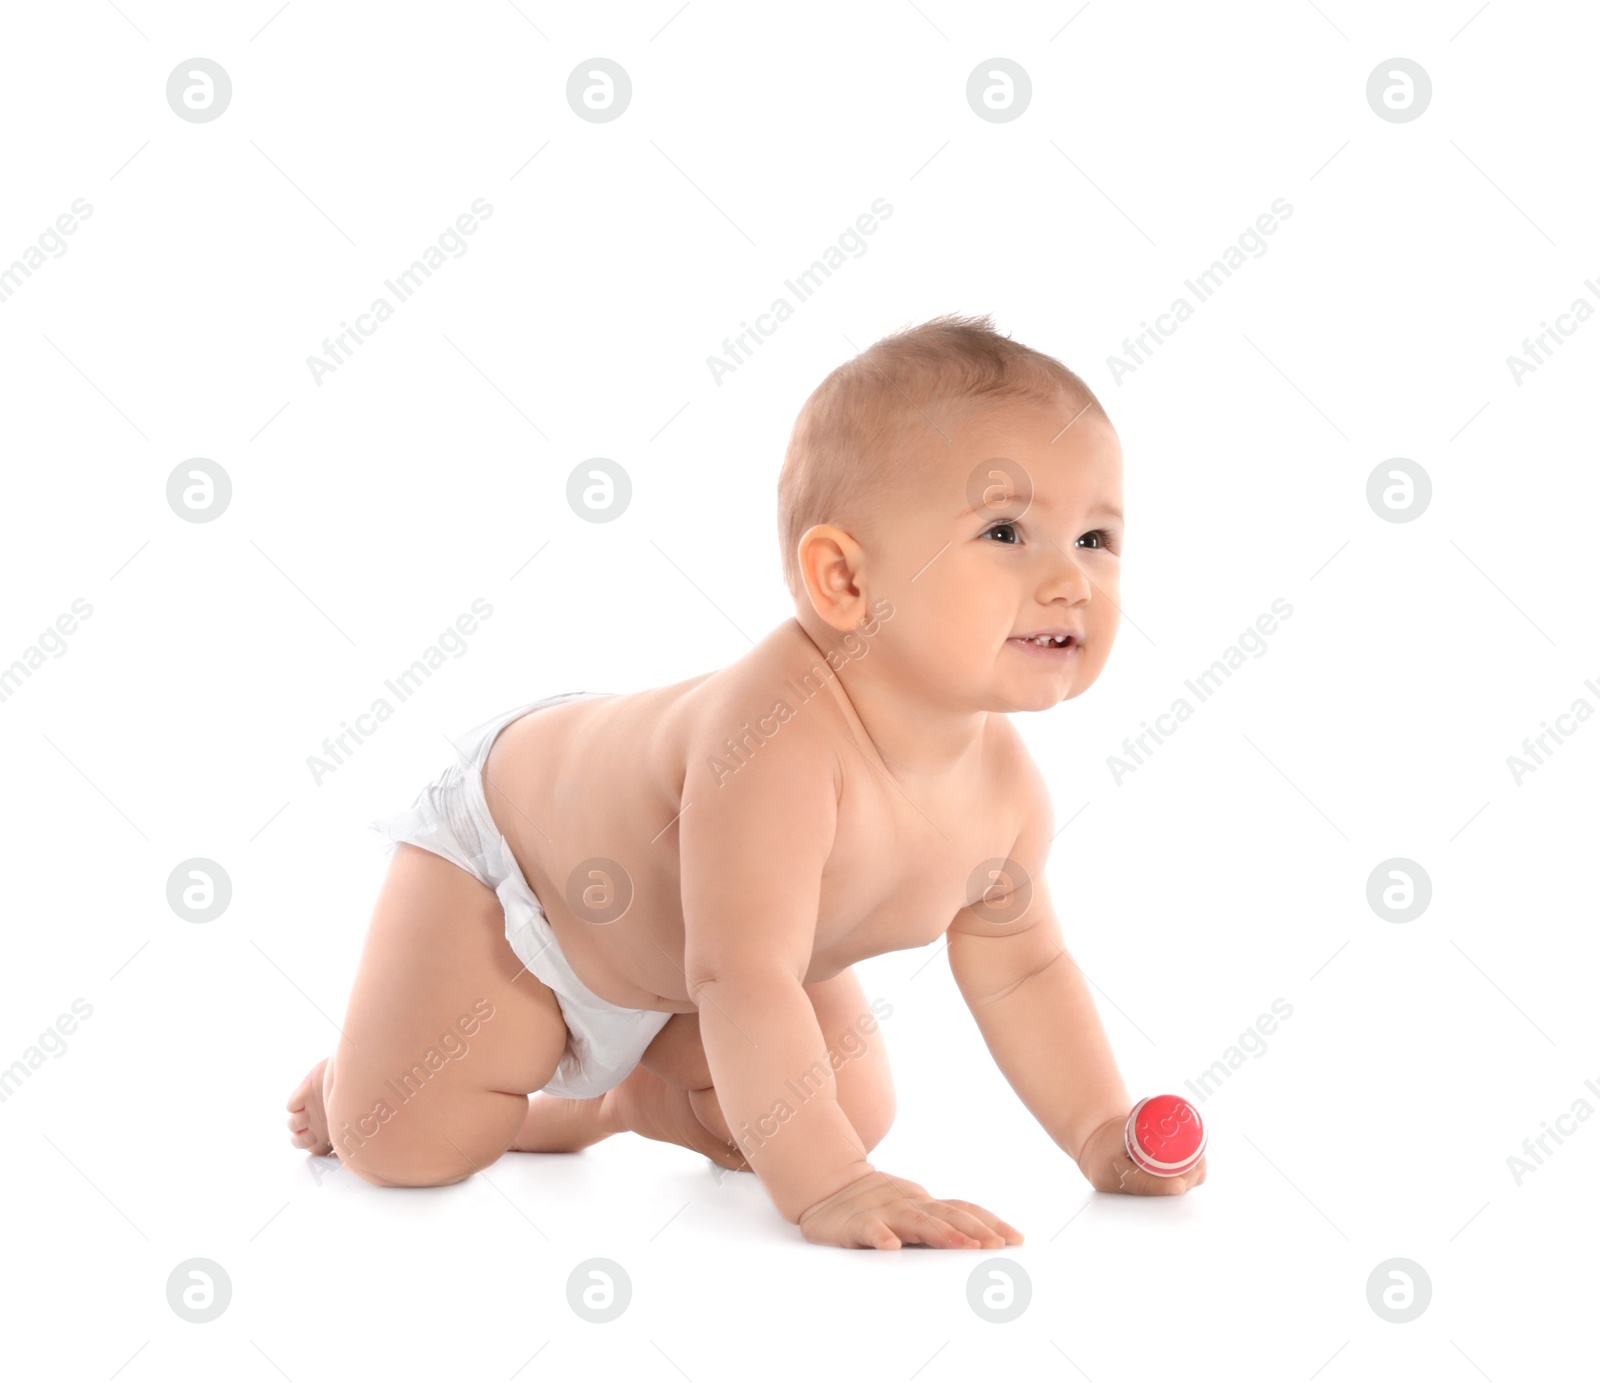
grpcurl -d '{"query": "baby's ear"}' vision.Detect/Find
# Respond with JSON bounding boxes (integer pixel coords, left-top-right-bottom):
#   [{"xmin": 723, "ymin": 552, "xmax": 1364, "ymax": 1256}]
[{"xmin": 795, "ymin": 524, "xmax": 869, "ymax": 631}]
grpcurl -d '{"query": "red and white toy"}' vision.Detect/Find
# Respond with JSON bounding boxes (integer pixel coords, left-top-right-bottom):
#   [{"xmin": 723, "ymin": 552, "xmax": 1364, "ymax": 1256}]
[{"xmin": 1124, "ymin": 1094, "xmax": 1206, "ymax": 1177}]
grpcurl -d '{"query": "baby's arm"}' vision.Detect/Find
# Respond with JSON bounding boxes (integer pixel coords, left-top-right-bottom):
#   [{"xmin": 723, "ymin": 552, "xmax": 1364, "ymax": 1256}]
[
  {"xmin": 680, "ymin": 725, "xmax": 1020, "ymax": 1248},
  {"xmin": 947, "ymin": 748, "xmax": 1204, "ymax": 1194}
]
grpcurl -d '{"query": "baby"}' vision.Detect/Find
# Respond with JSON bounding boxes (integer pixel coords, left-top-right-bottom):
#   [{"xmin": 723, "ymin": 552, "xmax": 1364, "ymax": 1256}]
[{"xmin": 286, "ymin": 313, "xmax": 1206, "ymax": 1250}]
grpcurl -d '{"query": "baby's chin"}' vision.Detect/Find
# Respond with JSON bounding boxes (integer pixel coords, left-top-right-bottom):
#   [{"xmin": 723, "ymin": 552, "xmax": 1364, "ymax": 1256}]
[{"xmin": 984, "ymin": 682, "xmax": 1081, "ymax": 714}]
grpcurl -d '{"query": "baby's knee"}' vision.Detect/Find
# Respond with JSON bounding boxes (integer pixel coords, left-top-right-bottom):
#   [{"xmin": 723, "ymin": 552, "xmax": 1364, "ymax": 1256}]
[
  {"xmin": 339, "ymin": 1148, "xmax": 472, "ymax": 1188},
  {"xmin": 327, "ymin": 1118, "xmax": 473, "ymax": 1187},
  {"xmin": 325, "ymin": 1085, "xmax": 493, "ymax": 1187}
]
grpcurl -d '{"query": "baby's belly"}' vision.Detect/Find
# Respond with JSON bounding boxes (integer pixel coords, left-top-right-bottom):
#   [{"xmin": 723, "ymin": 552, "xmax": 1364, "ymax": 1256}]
[{"xmin": 541, "ymin": 891, "xmax": 700, "ymax": 1014}]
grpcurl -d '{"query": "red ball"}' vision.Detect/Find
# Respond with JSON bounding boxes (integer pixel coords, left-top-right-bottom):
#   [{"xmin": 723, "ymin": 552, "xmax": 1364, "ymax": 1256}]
[{"xmin": 1124, "ymin": 1094, "xmax": 1206, "ymax": 1177}]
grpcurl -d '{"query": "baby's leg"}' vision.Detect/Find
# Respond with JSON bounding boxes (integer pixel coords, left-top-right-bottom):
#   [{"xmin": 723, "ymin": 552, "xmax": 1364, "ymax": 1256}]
[{"xmin": 286, "ymin": 842, "xmax": 569, "ymax": 1187}]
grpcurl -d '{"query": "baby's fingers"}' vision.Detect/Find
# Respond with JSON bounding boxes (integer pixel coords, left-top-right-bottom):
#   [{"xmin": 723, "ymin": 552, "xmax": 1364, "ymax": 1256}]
[
  {"xmin": 857, "ymin": 1215, "xmax": 901, "ymax": 1251},
  {"xmin": 940, "ymin": 1199, "xmax": 1025, "ymax": 1245},
  {"xmin": 925, "ymin": 1201, "xmax": 1010, "ymax": 1248},
  {"xmin": 888, "ymin": 1203, "xmax": 989, "ymax": 1250},
  {"xmin": 1113, "ymin": 1158, "xmax": 1191, "ymax": 1196}
]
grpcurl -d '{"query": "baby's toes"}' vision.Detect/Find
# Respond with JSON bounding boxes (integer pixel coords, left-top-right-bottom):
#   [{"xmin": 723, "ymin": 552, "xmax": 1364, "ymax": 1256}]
[
  {"xmin": 285, "ymin": 1058, "xmax": 333, "ymax": 1153},
  {"xmin": 291, "ymin": 1124, "xmax": 333, "ymax": 1154}
]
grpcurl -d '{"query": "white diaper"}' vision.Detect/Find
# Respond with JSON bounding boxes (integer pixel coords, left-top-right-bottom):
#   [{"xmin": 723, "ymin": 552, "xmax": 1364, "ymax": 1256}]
[{"xmin": 368, "ymin": 690, "xmax": 672, "ymax": 1099}]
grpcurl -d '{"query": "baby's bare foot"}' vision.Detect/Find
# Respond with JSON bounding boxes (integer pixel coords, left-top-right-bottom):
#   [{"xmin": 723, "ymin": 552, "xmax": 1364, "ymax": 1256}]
[
  {"xmin": 602, "ymin": 1065, "xmax": 750, "ymax": 1171},
  {"xmin": 513, "ymin": 1067, "xmax": 750, "ymax": 1171},
  {"xmin": 286, "ymin": 1057, "xmax": 333, "ymax": 1155}
]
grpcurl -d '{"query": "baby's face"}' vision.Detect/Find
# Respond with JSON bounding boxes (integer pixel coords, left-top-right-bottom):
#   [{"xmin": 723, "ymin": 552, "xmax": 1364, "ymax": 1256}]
[{"xmin": 870, "ymin": 395, "xmax": 1124, "ymax": 713}]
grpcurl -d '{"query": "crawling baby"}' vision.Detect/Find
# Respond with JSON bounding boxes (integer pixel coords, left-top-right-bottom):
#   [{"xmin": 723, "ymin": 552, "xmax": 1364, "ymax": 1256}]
[{"xmin": 286, "ymin": 312, "xmax": 1207, "ymax": 1249}]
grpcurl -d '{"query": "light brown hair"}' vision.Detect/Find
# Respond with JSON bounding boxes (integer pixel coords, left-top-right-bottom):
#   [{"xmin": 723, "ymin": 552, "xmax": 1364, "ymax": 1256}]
[{"xmin": 776, "ymin": 313, "xmax": 1105, "ymax": 600}]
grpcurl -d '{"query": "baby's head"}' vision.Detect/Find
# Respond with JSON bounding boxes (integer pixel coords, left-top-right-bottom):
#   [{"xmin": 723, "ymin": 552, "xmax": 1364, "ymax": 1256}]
[{"xmin": 777, "ymin": 314, "xmax": 1123, "ymax": 712}]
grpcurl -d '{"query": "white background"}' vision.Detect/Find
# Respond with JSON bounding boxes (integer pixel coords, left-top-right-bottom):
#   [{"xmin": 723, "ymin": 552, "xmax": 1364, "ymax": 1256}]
[{"xmin": 2, "ymin": 1, "xmax": 1595, "ymax": 1379}]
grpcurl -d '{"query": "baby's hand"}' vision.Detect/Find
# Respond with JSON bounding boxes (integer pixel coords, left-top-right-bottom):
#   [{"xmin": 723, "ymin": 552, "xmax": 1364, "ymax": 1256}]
[
  {"xmin": 797, "ymin": 1167, "xmax": 1025, "ymax": 1250},
  {"xmin": 1076, "ymin": 1112, "xmax": 1208, "ymax": 1195}
]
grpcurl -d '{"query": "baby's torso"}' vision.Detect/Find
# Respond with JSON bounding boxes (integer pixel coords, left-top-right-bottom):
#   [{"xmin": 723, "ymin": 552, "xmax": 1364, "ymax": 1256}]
[{"xmin": 483, "ymin": 621, "xmax": 1027, "ymax": 1012}]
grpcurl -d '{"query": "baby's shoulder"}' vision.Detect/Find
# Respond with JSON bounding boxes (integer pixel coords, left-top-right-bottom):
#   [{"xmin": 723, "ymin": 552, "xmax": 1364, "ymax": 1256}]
[{"xmin": 673, "ymin": 661, "xmax": 845, "ymax": 803}]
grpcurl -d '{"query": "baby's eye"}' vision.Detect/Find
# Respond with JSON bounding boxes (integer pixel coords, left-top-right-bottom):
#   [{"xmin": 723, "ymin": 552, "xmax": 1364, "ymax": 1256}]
[
  {"xmin": 1077, "ymin": 529, "xmax": 1114, "ymax": 551},
  {"xmin": 983, "ymin": 522, "xmax": 1021, "ymax": 544}
]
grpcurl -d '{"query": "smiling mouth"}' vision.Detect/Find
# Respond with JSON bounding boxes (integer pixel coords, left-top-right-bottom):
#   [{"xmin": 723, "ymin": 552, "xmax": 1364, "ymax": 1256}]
[{"xmin": 1007, "ymin": 634, "xmax": 1078, "ymax": 652}]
